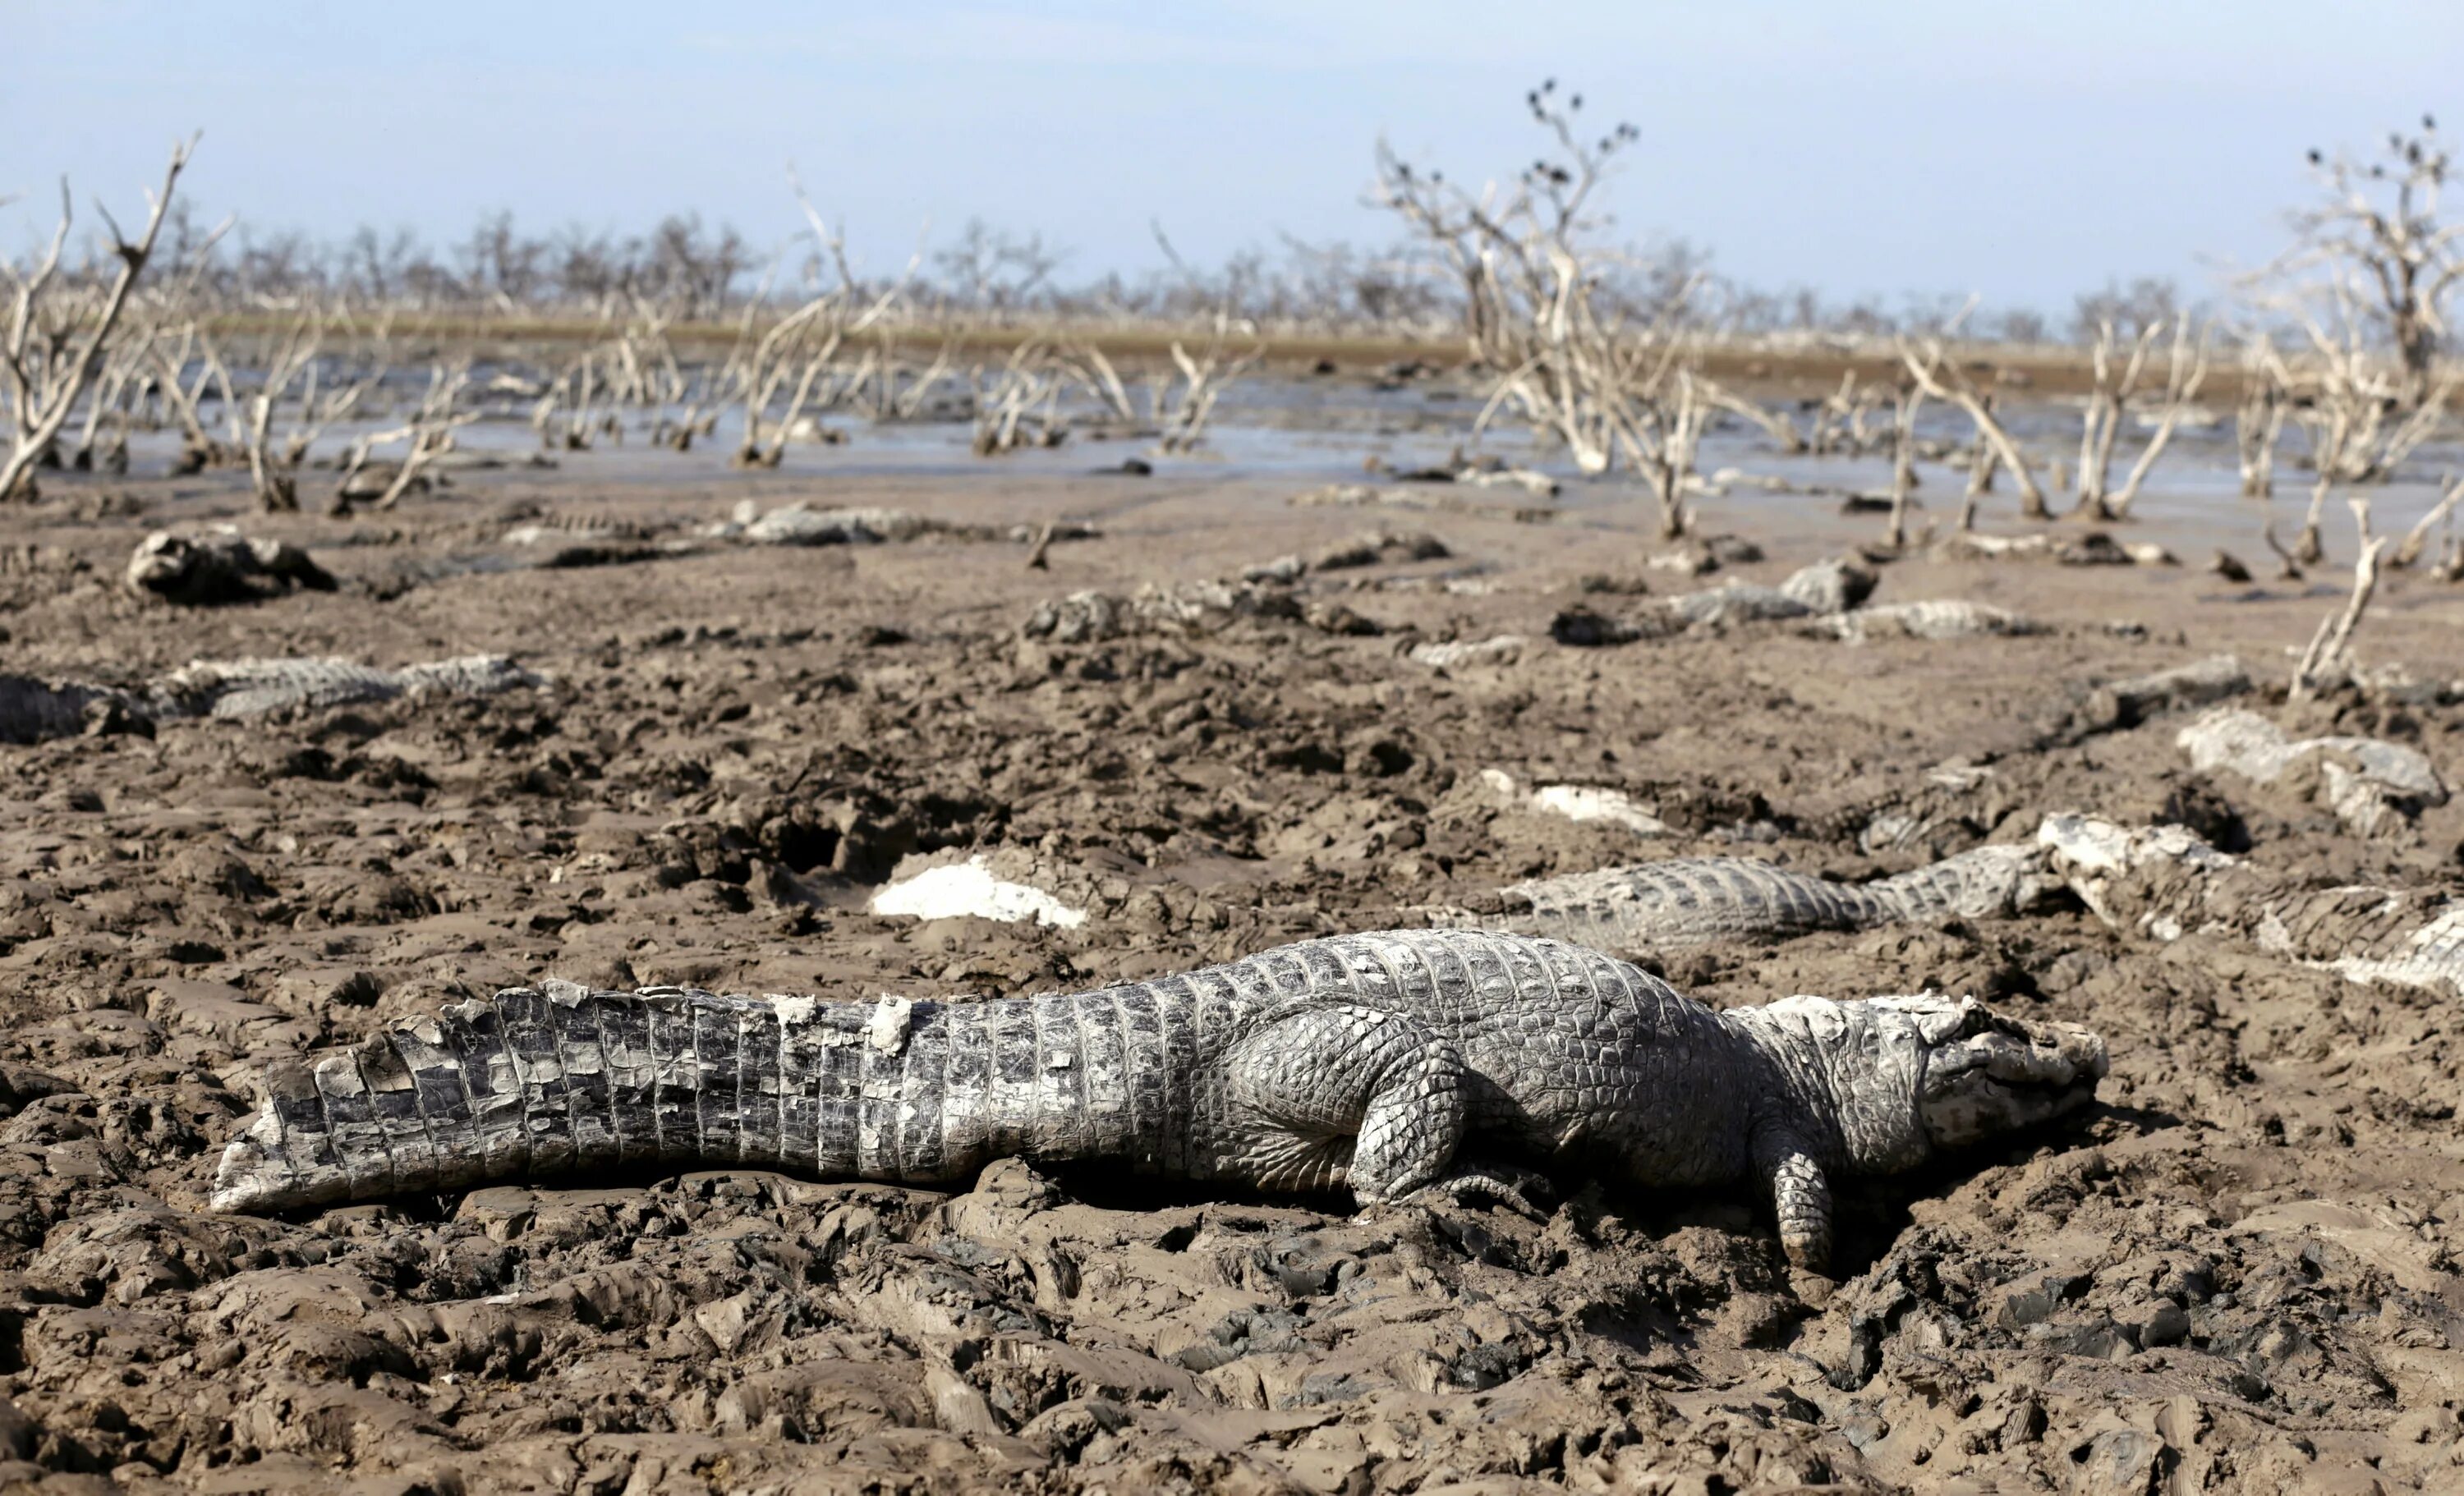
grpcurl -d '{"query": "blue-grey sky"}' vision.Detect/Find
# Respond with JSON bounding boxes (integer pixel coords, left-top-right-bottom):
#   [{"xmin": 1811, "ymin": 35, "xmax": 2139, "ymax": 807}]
[{"xmin": 7, "ymin": 1, "xmax": 2460, "ymax": 311}]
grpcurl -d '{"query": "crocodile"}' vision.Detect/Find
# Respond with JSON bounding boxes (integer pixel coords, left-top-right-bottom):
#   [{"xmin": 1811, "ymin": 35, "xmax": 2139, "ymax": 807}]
[
  {"xmin": 209, "ymin": 930, "xmax": 2106, "ymax": 1272},
  {"xmin": 1427, "ymin": 843, "xmax": 2057, "ymax": 954},
  {"xmin": 0, "ymin": 654, "xmax": 538, "ymax": 744}
]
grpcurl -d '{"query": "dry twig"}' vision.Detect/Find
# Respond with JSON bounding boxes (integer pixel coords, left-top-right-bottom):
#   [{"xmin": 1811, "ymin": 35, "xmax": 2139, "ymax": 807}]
[{"xmin": 2291, "ymin": 498, "xmax": 2388, "ymax": 700}]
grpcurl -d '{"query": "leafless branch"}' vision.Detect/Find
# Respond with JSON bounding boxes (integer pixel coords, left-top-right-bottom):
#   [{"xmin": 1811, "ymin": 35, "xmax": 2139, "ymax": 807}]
[
  {"xmin": 2291, "ymin": 498, "xmax": 2388, "ymax": 700},
  {"xmin": 1, "ymin": 135, "xmax": 197, "ymax": 501},
  {"xmin": 2390, "ymin": 473, "xmax": 2463, "ymax": 567}
]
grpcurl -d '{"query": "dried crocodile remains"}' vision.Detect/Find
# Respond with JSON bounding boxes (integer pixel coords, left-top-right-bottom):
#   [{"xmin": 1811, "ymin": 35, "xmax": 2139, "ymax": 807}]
[
  {"xmin": 718, "ymin": 503, "xmax": 969, "ymax": 545},
  {"xmin": 1287, "ymin": 482, "xmax": 1552, "ymax": 522},
  {"xmin": 1408, "ymin": 635, "xmax": 1529, "ymax": 670},
  {"xmin": 1555, "ymin": 567, "xmax": 2038, "ymax": 648},
  {"xmin": 2038, "ymin": 813, "xmax": 2464, "ymax": 997},
  {"xmin": 1239, "ymin": 529, "xmax": 1450, "ymax": 584},
  {"xmin": 211, "ymin": 930, "xmax": 2105, "ymax": 1272},
  {"xmin": 1427, "ymin": 844, "xmax": 2057, "ymax": 954},
  {"xmin": 146, "ymin": 655, "xmax": 540, "ymax": 719},
  {"xmin": 2042, "ymin": 654, "xmax": 2255, "ymax": 746},
  {"xmin": 715, "ymin": 500, "xmax": 1098, "ymax": 549},
  {"xmin": 1934, "ymin": 530, "xmax": 2177, "ymax": 567},
  {"xmin": 1805, "ymin": 600, "xmax": 2043, "ymax": 644},
  {"xmin": 1023, "ymin": 580, "xmax": 1305, "ymax": 642},
  {"xmin": 0, "ymin": 654, "xmax": 539, "ymax": 743},
  {"xmin": 125, "ymin": 527, "xmax": 337, "ymax": 605},
  {"xmin": 1557, "ymin": 561, "xmax": 1876, "ymax": 643},
  {"xmin": 2177, "ymin": 707, "xmax": 2448, "ymax": 837}
]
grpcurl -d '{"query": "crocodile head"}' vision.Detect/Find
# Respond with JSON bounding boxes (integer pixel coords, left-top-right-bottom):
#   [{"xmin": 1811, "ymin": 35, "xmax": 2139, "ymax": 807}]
[
  {"xmin": 1883, "ymin": 994, "xmax": 2108, "ymax": 1152},
  {"xmin": 1741, "ymin": 994, "xmax": 2108, "ymax": 1173}
]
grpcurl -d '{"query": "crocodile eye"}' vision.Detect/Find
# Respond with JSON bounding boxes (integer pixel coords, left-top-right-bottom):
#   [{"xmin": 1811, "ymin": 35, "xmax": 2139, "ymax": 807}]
[{"xmin": 1893, "ymin": 994, "xmax": 1983, "ymax": 1044}]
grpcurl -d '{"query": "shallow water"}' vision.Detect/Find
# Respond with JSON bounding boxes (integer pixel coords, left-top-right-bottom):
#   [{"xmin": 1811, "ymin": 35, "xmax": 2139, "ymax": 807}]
[{"xmin": 108, "ymin": 372, "xmax": 2463, "ymax": 562}]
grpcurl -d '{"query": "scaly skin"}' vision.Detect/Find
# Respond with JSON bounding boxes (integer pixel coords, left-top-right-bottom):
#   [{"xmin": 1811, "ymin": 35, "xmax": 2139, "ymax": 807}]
[
  {"xmin": 0, "ymin": 654, "xmax": 536, "ymax": 743},
  {"xmin": 1432, "ymin": 844, "xmax": 2055, "ymax": 953},
  {"xmin": 145, "ymin": 655, "xmax": 538, "ymax": 719},
  {"xmin": 213, "ymin": 930, "xmax": 2106, "ymax": 1271}
]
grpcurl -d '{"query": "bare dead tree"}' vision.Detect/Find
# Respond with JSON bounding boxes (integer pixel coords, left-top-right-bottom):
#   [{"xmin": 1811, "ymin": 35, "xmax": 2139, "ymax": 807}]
[
  {"xmin": 2235, "ymin": 334, "xmax": 2288, "ymax": 498},
  {"xmin": 2391, "ymin": 473, "xmax": 2463, "ymax": 568},
  {"xmin": 1854, "ymin": 383, "xmax": 1900, "ymax": 453},
  {"xmin": 63, "ymin": 336, "xmax": 149, "ymax": 473},
  {"xmin": 150, "ymin": 324, "xmax": 231, "ymax": 472},
  {"xmin": 732, "ymin": 310, "xmax": 835, "ymax": 466},
  {"xmin": 1899, "ymin": 324, "xmax": 2048, "ymax": 520},
  {"xmin": 655, "ymin": 287, "xmax": 770, "ymax": 453},
  {"xmin": 2242, "ymin": 121, "xmax": 2459, "ymax": 539},
  {"xmin": 1699, "ymin": 379, "xmax": 1806, "ymax": 455},
  {"xmin": 533, "ymin": 346, "xmax": 608, "ymax": 452},
  {"xmin": 1885, "ymin": 376, "xmax": 1925, "ymax": 551},
  {"xmin": 2292, "ymin": 462, "xmax": 2337, "ymax": 567},
  {"xmin": 1638, "ymin": 368, "xmax": 1711, "ymax": 539},
  {"xmin": 2261, "ymin": 520, "xmax": 2306, "ymax": 581},
  {"xmin": 730, "ymin": 170, "xmax": 908, "ymax": 468},
  {"xmin": 2072, "ymin": 319, "xmax": 2162, "ymax": 519},
  {"xmin": 340, "ymin": 360, "xmax": 473, "ymax": 513},
  {"xmin": 2101, "ymin": 315, "xmax": 2213, "ymax": 520},
  {"xmin": 608, "ymin": 295, "xmax": 687, "ymax": 419},
  {"xmin": 60, "ymin": 218, "xmax": 230, "ymax": 475},
  {"xmin": 1156, "ymin": 317, "xmax": 1262, "ymax": 453},
  {"xmin": 971, "ymin": 338, "xmax": 1068, "ymax": 456},
  {"xmin": 2435, "ymin": 534, "xmax": 2464, "ymax": 582},
  {"xmin": 2278, "ymin": 269, "xmax": 2457, "ymax": 494},
  {"xmin": 1, "ymin": 137, "xmax": 196, "ymax": 500},
  {"xmin": 2282, "ymin": 119, "xmax": 2460, "ymax": 410},
  {"xmin": 2291, "ymin": 497, "xmax": 2388, "ymax": 700},
  {"xmin": 1055, "ymin": 341, "xmax": 1144, "ymax": 429},
  {"xmin": 1377, "ymin": 80, "xmax": 1715, "ymax": 532},
  {"xmin": 1807, "ymin": 373, "xmax": 1859, "ymax": 456},
  {"xmin": 654, "ymin": 334, "xmax": 732, "ymax": 452},
  {"xmin": 205, "ymin": 314, "xmax": 379, "ymax": 512},
  {"xmin": 1127, "ymin": 225, "xmax": 1269, "ymax": 455},
  {"xmin": 1843, "ymin": 380, "xmax": 1892, "ymax": 456},
  {"xmin": 857, "ymin": 332, "xmax": 959, "ymax": 423},
  {"xmin": 1961, "ymin": 393, "xmax": 2001, "ymax": 527}
]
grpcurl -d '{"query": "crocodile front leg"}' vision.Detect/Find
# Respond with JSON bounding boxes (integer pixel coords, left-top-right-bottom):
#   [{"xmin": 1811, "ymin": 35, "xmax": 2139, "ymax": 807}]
[
  {"xmin": 1214, "ymin": 1004, "xmax": 1468, "ymax": 1202},
  {"xmin": 1754, "ymin": 1125, "xmax": 1834, "ymax": 1272}
]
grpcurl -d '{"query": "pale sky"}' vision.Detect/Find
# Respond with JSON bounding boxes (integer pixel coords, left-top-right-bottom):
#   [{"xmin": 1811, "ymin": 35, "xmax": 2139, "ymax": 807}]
[{"xmin": 7, "ymin": 1, "xmax": 2460, "ymax": 311}]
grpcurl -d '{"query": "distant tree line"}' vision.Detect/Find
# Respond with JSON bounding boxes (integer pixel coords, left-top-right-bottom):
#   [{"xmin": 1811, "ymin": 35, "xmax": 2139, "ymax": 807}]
[{"xmin": 30, "ymin": 194, "xmax": 2199, "ymax": 346}]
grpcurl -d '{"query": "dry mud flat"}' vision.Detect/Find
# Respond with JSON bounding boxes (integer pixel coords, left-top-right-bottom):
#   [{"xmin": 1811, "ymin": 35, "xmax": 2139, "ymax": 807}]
[{"xmin": 1, "ymin": 464, "xmax": 2462, "ymax": 1494}]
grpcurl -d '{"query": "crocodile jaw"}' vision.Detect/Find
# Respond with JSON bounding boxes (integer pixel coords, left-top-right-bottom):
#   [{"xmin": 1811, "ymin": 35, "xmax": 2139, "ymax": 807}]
[{"xmin": 1902, "ymin": 996, "xmax": 2108, "ymax": 1149}]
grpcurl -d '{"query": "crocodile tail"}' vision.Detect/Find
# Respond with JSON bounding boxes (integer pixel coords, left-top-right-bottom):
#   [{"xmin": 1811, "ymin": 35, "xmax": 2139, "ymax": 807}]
[
  {"xmin": 209, "ymin": 982, "xmax": 908, "ymax": 1213},
  {"xmin": 1862, "ymin": 843, "xmax": 2050, "ymax": 925}
]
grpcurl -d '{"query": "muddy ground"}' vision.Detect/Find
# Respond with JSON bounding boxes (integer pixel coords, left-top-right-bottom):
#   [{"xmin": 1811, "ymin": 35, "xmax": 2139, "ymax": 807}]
[{"xmin": 1, "ymin": 446, "xmax": 2462, "ymax": 1494}]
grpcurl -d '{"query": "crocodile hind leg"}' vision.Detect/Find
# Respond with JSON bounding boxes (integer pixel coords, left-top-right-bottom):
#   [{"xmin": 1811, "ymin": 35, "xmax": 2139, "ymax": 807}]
[{"xmin": 1217, "ymin": 1005, "xmax": 1467, "ymax": 1204}]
